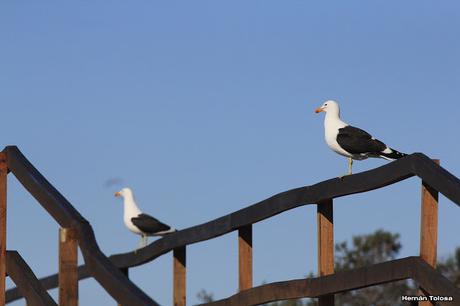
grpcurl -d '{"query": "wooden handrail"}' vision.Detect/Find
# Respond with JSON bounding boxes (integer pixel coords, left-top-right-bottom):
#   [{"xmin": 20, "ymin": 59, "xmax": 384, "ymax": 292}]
[
  {"xmin": 4, "ymin": 146, "xmax": 158, "ymax": 306},
  {"xmin": 7, "ymin": 150, "xmax": 460, "ymax": 303},
  {"xmin": 110, "ymin": 152, "xmax": 460, "ymax": 269},
  {"xmin": 197, "ymin": 256, "xmax": 460, "ymax": 306}
]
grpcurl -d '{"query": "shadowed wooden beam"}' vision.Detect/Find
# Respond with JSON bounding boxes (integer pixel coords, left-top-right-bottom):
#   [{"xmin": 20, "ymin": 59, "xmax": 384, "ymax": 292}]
[
  {"xmin": 317, "ymin": 199, "xmax": 334, "ymax": 306},
  {"xmin": 173, "ymin": 247, "xmax": 186, "ymax": 306},
  {"xmin": 197, "ymin": 257, "xmax": 460, "ymax": 306},
  {"xmin": 117, "ymin": 267, "xmax": 128, "ymax": 306},
  {"xmin": 59, "ymin": 228, "xmax": 78, "ymax": 306},
  {"xmin": 0, "ymin": 152, "xmax": 6, "ymax": 306},
  {"xmin": 6, "ymin": 251, "xmax": 57, "ymax": 306},
  {"xmin": 419, "ymin": 159, "xmax": 439, "ymax": 306},
  {"xmin": 238, "ymin": 225, "xmax": 252, "ymax": 291}
]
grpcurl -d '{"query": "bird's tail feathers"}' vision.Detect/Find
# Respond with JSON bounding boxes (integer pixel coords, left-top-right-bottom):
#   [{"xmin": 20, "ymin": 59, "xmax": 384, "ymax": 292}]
[
  {"xmin": 154, "ymin": 228, "xmax": 177, "ymax": 236},
  {"xmin": 379, "ymin": 148, "xmax": 407, "ymax": 161}
]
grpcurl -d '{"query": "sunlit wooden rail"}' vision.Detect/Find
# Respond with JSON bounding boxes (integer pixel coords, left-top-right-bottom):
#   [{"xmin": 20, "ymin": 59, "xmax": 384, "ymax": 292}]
[{"xmin": 2, "ymin": 146, "xmax": 460, "ymax": 306}]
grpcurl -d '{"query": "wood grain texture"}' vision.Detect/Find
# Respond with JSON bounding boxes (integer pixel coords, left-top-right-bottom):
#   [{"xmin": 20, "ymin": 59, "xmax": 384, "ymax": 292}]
[
  {"xmin": 173, "ymin": 247, "xmax": 186, "ymax": 306},
  {"xmin": 6, "ymin": 251, "xmax": 57, "ymax": 306},
  {"xmin": 59, "ymin": 228, "xmax": 78, "ymax": 306},
  {"xmin": 238, "ymin": 225, "xmax": 252, "ymax": 291},
  {"xmin": 197, "ymin": 257, "xmax": 460, "ymax": 306},
  {"xmin": 419, "ymin": 159, "xmax": 439, "ymax": 306},
  {"xmin": 420, "ymin": 159, "xmax": 439, "ymax": 266},
  {"xmin": 317, "ymin": 199, "xmax": 334, "ymax": 306}
]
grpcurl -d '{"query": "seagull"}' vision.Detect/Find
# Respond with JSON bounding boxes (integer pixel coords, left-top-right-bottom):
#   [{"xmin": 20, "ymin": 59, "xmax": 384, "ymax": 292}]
[
  {"xmin": 315, "ymin": 100, "xmax": 407, "ymax": 176},
  {"xmin": 115, "ymin": 187, "xmax": 176, "ymax": 249}
]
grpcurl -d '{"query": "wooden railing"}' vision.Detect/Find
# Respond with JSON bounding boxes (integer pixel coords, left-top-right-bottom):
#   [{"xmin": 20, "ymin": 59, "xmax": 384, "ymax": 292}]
[{"xmin": 3, "ymin": 146, "xmax": 460, "ymax": 306}]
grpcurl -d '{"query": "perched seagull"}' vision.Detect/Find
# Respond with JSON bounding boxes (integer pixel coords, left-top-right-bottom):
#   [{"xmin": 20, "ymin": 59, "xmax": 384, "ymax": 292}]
[
  {"xmin": 115, "ymin": 187, "xmax": 176, "ymax": 249},
  {"xmin": 315, "ymin": 100, "xmax": 407, "ymax": 176}
]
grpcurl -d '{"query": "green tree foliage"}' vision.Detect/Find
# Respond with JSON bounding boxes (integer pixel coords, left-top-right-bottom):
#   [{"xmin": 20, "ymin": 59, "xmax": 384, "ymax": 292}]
[
  {"xmin": 329, "ymin": 230, "xmax": 415, "ymax": 306},
  {"xmin": 437, "ymin": 247, "xmax": 460, "ymax": 287},
  {"xmin": 334, "ymin": 229, "xmax": 401, "ymax": 270},
  {"xmin": 196, "ymin": 289, "xmax": 214, "ymax": 303}
]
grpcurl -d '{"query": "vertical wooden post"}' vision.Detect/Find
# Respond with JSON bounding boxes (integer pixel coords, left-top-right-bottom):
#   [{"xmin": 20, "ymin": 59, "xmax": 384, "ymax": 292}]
[
  {"xmin": 173, "ymin": 246, "xmax": 186, "ymax": 306},
  {"xmin": 419, "ymin": 159, "xmax": 439, "ymax": 306},
  {"xmin": 317, "ymin": 199, "xmax": 334, "ymax": 306},
  {"xmin": 59, "ymin": 228, "xmax": 78, "ymax": 306},
  {"xmin": 238, "ymin": 224, "xmax": 253, "ymax": 291},
  {"xmin": 117, "ymin": 268, "xmax": 129, "ymax": 306},
  {"xmin": 0, "ymin": 152, "xmax": 7, "ymax": 306}
]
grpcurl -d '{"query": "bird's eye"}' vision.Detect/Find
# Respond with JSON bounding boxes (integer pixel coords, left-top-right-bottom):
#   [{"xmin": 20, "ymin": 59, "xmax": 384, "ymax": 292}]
[{"xmin": 324, "ymin": 103, "xmax": 328, "ymax": 106}]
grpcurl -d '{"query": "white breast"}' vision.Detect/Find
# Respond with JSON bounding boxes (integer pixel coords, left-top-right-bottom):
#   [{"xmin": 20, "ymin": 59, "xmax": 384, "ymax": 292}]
[
  {"xmin": 124, "ymin": 214, "xmax": 142, "ymax": 235},
  {"xmin": 123, "ymin": 196, "xmax": 143, "ymax": 235},
  {"xmin": 324, "ymin": 116, "xmax": 353, "ymax": 158}
]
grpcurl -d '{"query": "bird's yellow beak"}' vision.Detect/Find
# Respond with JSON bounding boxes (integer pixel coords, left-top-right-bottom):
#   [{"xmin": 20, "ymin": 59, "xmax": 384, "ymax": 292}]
[
  {"xmin": 315, "ymin": 107, "xmax": 324, "ymax": 113},
  {"xmin": 114, "ymin": 191, "xmax": 121, "ymax": 197}
]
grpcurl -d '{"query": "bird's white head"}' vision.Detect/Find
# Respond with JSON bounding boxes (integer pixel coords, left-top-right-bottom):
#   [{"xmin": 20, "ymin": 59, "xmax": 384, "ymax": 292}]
[
  {"xmin": 114, "ymin": 187, "xmax": 133, "ymax": 199},
  {"xmin": 315, "ymin": 100, "xmax": 340, "ymax": 115}
]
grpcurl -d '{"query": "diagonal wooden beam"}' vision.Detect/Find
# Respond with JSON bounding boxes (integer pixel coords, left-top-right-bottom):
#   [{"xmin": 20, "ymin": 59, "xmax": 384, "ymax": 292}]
[
  {"xmin": 6, "ymin": 251, "xmax": 57, "ymax": 306},
  {"xmin": 5, "ymin": 146, "xmax": 158, "ymax": 306}
]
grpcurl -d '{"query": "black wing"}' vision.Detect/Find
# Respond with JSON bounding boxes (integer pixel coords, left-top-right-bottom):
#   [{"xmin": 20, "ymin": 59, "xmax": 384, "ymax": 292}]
[
  {"xmin": 336, "ymin": 125, "xmax": 387, "ymax": 154},
  {"xmin": 131, "ymin": 213, "xmax": 171, "ymax": 234}
]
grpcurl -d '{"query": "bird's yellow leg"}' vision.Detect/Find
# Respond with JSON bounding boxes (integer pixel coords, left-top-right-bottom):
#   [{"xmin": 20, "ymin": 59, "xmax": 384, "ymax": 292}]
[
  {"xmin": 339, "ymin": 157, "xmax": 353, "ymax": 179},
  {"xmin": 339, "ymin": 158, "xmax": 353, "ymax": 179},
  {"xmin": 348, "ymin": 158, "xmax": 353, "ymax": 175}
]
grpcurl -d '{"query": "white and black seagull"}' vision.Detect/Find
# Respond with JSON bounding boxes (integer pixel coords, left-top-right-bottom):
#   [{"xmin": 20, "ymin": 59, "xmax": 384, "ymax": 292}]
[
  {"xmin": 115, "ymin": 187, "xmax": 176, "ymax": 249},
  {"xmin": 315, "ymin": 100, "xmax": 407, "ymax": 176}
]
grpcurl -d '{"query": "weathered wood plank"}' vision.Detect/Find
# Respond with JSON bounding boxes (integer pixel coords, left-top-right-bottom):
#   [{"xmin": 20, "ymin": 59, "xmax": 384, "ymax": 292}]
[
  {"xmin": 420, "ymin": 159, "xmax": 439, "ymax": 266},
  {"xmin": 419, "ymin": 159, "xmax": 439, "ymax": 306},
  {"xmin": 317, "ymin": 199, "xmax": 334, "ymax": 306},
  {"xmin": 0, "ymin": 152, "xmax": 6, "ymax": 306},
  {"xmin": 59, "ymin": 228, "xmax": 78, "ymax": 306},
  {"xmin": 238, "ymin": 225, "xmax": 252, "ymax": 291},
  {"xmin": 173, "ymin": 247, "xmax": 186, "ymax": 306}
]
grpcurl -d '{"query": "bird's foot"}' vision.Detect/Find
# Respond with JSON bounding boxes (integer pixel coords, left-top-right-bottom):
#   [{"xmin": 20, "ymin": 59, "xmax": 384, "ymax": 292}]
[{"xmin": 338, "ymin": 172, "xmax": 352, "ymax": 180}]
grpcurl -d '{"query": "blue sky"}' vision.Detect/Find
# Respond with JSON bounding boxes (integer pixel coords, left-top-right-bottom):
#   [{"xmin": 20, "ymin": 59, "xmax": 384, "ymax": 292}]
[{"xmin": 1, "ymin": 1, "xmax": 460, "ymax": 305}]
